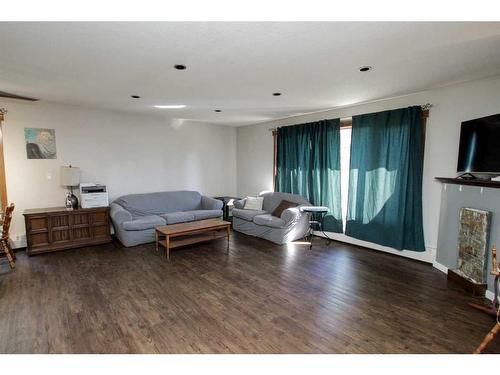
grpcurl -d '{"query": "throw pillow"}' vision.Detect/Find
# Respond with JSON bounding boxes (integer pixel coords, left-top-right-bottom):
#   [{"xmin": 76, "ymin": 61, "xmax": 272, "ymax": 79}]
[
  {"xmin": 272, "ymin": 200, "xmax": 298, "ymax": 218},
  {"xmin": 244, "ymin": 196, "xmax": 264, "ymax": 210}
]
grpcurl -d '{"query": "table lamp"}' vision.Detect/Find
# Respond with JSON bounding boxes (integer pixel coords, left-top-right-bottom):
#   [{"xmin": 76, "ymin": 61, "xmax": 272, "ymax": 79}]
[{"xmin": 60, "ymin": 165, "xmax": 80, "ymax": 209}]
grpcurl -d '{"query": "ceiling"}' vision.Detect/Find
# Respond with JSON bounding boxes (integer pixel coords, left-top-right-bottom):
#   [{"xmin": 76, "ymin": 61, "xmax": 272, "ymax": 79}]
[{"xmin": 1, "ymin": 22, "xmax": 500, "ymax": 126}]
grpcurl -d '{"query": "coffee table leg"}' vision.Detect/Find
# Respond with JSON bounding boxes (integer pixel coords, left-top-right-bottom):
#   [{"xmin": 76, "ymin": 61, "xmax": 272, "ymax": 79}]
[
  {"xmin": 226, "ymin": 226, "xmax": 230, "ymax": 253},
  {"xmin": 155, "ymin": 230, "xmax": 159, "ymax": 253},
  {"xmin": 166, "ymin": 234, "xmax": 170, "ymax": 261}
]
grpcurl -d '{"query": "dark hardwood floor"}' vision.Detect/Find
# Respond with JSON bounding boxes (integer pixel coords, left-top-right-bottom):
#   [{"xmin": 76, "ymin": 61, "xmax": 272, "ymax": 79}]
[{"xmin": 0, "ymin": 232, "xmax": 498, "ymax": 354}]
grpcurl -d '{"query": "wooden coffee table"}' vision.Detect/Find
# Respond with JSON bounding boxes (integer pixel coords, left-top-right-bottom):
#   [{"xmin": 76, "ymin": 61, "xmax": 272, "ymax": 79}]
[{"xmin": 155, "ymin": 218, "xmax": 231, "ymax": 260}]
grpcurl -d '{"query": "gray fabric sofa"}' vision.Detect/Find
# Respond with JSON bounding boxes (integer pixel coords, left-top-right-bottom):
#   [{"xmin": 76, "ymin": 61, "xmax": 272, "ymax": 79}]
[
  {"xmin": 232, "ymin": 192, "xmax": 311, "ymax": 244},
  {"xmin": 110, "ymin": 190, "xmax": 223, "ymax": 247}
]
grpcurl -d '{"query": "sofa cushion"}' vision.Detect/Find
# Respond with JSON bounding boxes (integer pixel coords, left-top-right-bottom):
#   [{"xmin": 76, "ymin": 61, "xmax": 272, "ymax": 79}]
[
  {"xmin": 253, "ymin": 214, "xmax": 286, "ymax": 228},
  {"xmin": 260, "ymin": 191, "xmax": 310, "ymax": 214},
  {"xmin": 244, "ymin": 196, "xmax": 264, "ymax": 210},
  {"xmin": 232, "ymin": 208, "xmax": 267, "ymax": 221},
  {"xmin": 122, "ymin": 215, "xmax": 166, "ymax": 231},
  {"xmin": 271, "ymin": 200, "xmax": 298, "ymax": 218},
  {"xmin": 184, "ymin": 209, "xmax": 222, "ymax": 221},
  {"xmin": 161, "ymin": 211, "xmax": 195, "ymax": 224},
  {"xmin": 113, "ymin": 190, "xmax": 202, "ymax": 216}
]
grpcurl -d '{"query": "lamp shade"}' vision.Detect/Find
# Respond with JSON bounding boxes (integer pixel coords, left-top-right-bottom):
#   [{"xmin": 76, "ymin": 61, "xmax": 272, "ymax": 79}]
[{"xmin": 60, "ymin": 166, "xmax": 80, "ymax": 187}]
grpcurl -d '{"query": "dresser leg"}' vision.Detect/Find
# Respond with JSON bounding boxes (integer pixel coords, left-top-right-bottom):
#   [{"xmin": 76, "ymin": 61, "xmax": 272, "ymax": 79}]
[{"xmin": 166, "ymin": 235, "xmax": 170, "ymax": 261}]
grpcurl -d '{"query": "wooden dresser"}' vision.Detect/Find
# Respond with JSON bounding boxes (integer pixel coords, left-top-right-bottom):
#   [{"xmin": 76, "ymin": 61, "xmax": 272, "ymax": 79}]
[{"xmin": 23, "ymin": 206, "xmax": 111, "ymax": 255}]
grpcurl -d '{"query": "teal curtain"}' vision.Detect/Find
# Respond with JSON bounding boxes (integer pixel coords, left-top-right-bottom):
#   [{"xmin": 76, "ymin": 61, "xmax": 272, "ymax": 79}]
[
  {"xmin": 345, "ymin": 106, "xmax": 425, "ymax": 251},
  {"xmin": 276, "ymin": 119, "xmax": 342, "ymax": 233}
]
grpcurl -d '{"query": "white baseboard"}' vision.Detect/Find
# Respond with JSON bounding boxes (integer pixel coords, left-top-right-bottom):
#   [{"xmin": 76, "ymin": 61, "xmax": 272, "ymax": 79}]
[
  {"xmin": 314, "ymin": 231, "xmax": 435, "ymax": 264},
  {"xmin": 9, "ymin": 233, "xmax": 27, "ymax": 249},
  {"xmin": 486, "ymin": 290, "xmax": 495, "ymax": 302},
  {"xmin": 432, "ymin": 261, "xmax": 448, "ymax": 274}
]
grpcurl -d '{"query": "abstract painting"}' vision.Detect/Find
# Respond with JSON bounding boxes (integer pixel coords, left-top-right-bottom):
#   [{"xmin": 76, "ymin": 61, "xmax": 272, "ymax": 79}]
[
  {"xmin": 24, "ymin": 128, "xmax": 57, "ymax": 159},
  {"xmin": 456, "ymin": 207, "xmax": 491, "ymax": 283}
]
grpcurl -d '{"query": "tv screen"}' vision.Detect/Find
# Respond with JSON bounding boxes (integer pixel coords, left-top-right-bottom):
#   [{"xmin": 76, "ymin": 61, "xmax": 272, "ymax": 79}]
[{"xmin": 457, "ymin": 113, "xmax": 500, "ymax": 174}]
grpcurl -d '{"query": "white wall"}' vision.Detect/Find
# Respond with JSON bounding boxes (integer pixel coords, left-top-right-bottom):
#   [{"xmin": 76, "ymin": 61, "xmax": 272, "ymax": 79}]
[
  {"xmin": 236, "ymin": 76, "xmax": 500, "ymax": 263},
  {"xmin": 1, "ymin": 100, "xmax": 237, "ymax": 245}
]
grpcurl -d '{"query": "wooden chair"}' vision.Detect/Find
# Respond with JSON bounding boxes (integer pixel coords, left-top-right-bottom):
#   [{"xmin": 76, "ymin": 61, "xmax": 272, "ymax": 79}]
[
  {"xmin": 474, "ymin": 245, "xmax": 499, "ymax": 353},
  {"xmin": 474, "ymin": 323, "xmax": 500, "ymax": 354},
  {"xmin": 0, "ymin": 203, "xmax": 15, "ymax": 269}
]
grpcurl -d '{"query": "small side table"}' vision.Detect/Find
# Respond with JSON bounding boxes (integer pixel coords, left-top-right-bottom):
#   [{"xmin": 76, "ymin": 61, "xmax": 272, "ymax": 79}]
[
  {"xmin": 214, "ymin": 196, "xmax": 241, "ymax": 222},
  {"xmin": 300, "ymin": 206, "xmax": 330, "ymax": 249}
]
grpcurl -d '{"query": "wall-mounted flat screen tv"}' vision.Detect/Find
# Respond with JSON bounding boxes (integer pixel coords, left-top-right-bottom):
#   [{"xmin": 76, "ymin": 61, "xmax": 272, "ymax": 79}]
[{"xmin": 457, "ymin": 113, "xmax": 500, "ymax": 174}]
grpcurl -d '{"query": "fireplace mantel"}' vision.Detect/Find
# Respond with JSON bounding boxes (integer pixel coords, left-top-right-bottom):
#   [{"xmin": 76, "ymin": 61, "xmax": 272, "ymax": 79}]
[{"xmin": 435, "ymin": 177, "xmax": 500, "ymax": 189}]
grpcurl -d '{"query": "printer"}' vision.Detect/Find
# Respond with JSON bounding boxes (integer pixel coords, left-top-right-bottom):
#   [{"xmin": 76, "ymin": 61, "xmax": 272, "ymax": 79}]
[{"xmin": 79, "ymin": 183, "xmax": 109, "ymax": 208}]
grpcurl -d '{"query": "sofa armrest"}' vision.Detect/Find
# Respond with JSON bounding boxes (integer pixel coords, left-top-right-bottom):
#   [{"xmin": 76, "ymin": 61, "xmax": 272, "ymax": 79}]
[
  {"xmin": 233, "ymin": 198, "xmax": 247, "ymax": 209},
  {"xmin": 201, "ymin": 196, "xmax": 223, "ymax": 210},
  {"xmin": 109, "ymin": 203, "xmax": 133, "ymax": 227},
  {"xmin": 281, "ymin": 207, "xmax": 304, "ymax": 226}
]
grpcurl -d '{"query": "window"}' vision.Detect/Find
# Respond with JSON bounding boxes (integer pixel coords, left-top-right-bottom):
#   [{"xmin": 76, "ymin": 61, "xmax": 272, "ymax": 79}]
[{"xmin": 340, "ymin": 125, "xmax": 352, "ymax": 232}]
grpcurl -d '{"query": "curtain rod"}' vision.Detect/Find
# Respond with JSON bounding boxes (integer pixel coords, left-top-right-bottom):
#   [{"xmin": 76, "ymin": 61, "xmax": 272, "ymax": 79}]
[{"xmin": 269, "ymin": 103, "xmax": 432, "ymax": 131}]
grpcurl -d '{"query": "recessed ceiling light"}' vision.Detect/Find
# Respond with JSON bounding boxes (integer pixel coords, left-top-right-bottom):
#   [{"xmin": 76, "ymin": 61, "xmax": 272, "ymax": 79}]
[
  {"xmin": 272, "ymin": 92, "xmax": 282, "ymax": 96},
  {"xmin": 359, "ymin": 66, "xmax": 372, "ymax": 72},
  {"xmin": 214, "ymin": 109, "xmax": 221, "ymax": 113},
  {"xmin": 131, "ymin": 95, "xmax": 141, "ymax": 99},
  {"xmin": 174, "ymin": 64, "xmax": 187, "ymax": 70},
  {"xmin": 154, "ymin": 105, "xmax": 186, "ymax": 109}
]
